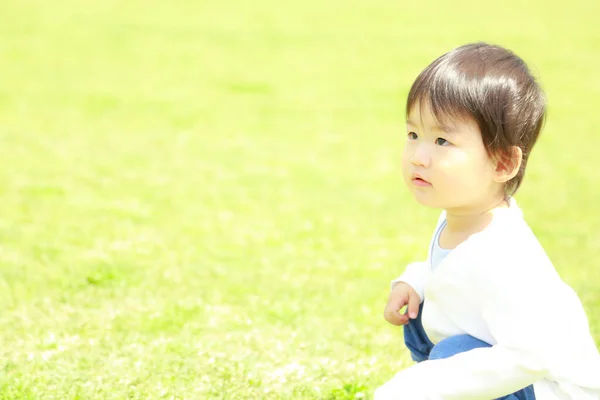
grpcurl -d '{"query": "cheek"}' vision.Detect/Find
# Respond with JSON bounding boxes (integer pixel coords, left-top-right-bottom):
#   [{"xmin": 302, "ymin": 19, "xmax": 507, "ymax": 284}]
[
  {"xmin": 438, "ymin": 150, "xmax": 491, "ymax": 185},
  {"xmin": 401, "ymin": 146, "xmax": 412, "ymax": 171},
  {"xmin": 401, "ymin": 143, "xmax": 411, "ymax": 161},
  {"xmin": 438, "ymin": 151, "xmax": 469, "ymax": 173}
]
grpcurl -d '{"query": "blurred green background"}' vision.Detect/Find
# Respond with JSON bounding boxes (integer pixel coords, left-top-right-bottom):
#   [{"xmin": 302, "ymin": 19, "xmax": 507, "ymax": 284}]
[{"xmin": 0, "ymin": 0, "xmax": 598, "ymax": 398}]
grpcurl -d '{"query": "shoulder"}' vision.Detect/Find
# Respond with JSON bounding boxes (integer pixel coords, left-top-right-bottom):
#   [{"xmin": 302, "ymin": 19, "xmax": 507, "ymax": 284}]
[{"xmin": 460, "ymin": 203, "xmax": 557, "ymax": 281}]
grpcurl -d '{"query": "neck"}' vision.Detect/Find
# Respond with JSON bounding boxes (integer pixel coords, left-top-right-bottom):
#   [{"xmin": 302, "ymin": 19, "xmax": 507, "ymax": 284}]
[{"xmin": 444, "ymin": 195, "xmax": 508, "ymax": 234}]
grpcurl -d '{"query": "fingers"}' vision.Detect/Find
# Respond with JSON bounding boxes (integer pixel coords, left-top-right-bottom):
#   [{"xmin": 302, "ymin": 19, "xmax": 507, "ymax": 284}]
[
  {"xmin": 396, "ymin": 312, "xmax": 410, "ymax": 325},
  {"xmin": 384, "ymin": 293, "xmax": 409, "ymax": 326},
  {"xmin": 384, "ymin": 284, "xmax": 422, "ymax": 326},
  {"xmin": 384, "ymin": 303, "xmax": 407, "ymax": 326},
  {"xmin": 407, "ymin": 291, "xmax": 421, "ymax": 320}
]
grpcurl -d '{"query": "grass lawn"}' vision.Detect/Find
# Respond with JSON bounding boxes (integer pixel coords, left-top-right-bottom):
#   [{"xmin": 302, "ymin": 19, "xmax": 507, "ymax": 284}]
[{"xmin": 0, "ymin": 0, "xmax": 599, "ymax": 398}]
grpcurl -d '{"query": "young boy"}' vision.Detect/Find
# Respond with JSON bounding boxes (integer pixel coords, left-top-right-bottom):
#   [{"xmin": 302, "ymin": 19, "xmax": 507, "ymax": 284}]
[{"xmin": 375, "ymin": 43, "xmax": 600, "ymax": 399}]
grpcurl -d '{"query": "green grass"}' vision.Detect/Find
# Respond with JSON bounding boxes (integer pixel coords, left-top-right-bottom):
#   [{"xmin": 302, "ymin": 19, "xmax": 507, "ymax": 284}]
[{"xmin": 0, "ymin": 0, "xmax": 599, "ymax": 398}]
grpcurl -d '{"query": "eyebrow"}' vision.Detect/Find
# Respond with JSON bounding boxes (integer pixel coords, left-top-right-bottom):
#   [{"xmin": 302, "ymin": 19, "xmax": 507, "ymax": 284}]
[
  {"xmin": 406, "ymin": 118, "xmax": 418, "ymax": 126},
  {"xmin": 406, "ymin": 118, "xmax": 456, "ymax": 134}
]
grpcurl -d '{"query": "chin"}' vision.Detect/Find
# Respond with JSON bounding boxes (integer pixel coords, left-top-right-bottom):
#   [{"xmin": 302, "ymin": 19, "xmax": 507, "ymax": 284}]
[{"xmin": 410, "ymin": 191, "xmax": 443, "ymax": 209}]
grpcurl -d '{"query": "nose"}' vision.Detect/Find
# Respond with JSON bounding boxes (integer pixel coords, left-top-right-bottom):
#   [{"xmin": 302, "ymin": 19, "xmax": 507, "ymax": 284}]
[{"xmin": 410, "ymin": 144, "xmax": 431, "ymax": 168}]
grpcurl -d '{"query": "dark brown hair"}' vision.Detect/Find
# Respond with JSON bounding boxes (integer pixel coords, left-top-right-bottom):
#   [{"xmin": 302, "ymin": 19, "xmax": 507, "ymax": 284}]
[{"xmin": 406, "ymin": 42, "xmax": 546, "ymax": 195}]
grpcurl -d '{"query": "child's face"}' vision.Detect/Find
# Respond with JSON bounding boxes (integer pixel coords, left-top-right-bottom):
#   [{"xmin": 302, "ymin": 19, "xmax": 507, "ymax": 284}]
[{"xmin": 402, "ymin": 101, "xmax": 503, "ymax": 211}]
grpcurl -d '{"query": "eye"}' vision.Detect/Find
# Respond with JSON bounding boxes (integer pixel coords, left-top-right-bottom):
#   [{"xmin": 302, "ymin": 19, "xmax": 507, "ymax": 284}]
[
  {"xmin": 408, "ymin": 132, "xmax": 418, "ymax": 140},
  {"xmin": 435, "ymin": 137, "xmax": 450, "ymax": 146}
]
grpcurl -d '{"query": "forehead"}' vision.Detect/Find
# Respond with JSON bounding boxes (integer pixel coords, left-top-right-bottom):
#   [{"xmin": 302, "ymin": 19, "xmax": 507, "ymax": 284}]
[{"xmin": 406, "ymin": 101, "xmax": 478, "ymax": 134}]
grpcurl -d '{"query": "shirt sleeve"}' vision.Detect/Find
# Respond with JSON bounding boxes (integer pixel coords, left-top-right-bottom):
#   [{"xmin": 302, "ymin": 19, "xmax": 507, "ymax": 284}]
[
  {"xmin": 374, "ymin": 345, "xmax": 548, "ymax": 400},
  {"xmin": 375, "ymin": 253, "xmax": 595, "ymax": 399},
  {"xmin": 390, "ymin": 261, "xmax": 430, "ymax": 302},
  {"xmin": 389, "ymin": 212, "xmax": 445, "ymax": 300}
]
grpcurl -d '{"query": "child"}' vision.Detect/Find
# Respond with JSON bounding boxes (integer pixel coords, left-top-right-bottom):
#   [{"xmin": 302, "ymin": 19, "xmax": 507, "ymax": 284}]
[{"xmin": 375, "ymin": 43, "xmax": 600, "ymax": 399}]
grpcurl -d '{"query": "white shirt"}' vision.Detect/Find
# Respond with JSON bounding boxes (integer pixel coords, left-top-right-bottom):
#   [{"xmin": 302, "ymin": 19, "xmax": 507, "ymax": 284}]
[
  {"xmin": 375, "ymin": 198, "xmax": 600, "ymax": 400},
  {"xmin": 430, "ymin": 220, "xmax": 452, "ymax": 271}
]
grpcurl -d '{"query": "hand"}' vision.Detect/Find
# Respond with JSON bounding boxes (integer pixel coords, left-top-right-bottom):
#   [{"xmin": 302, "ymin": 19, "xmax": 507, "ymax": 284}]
[{"xmin": 383, "ymin": 282, "xmax": 421, "ymax": 326}]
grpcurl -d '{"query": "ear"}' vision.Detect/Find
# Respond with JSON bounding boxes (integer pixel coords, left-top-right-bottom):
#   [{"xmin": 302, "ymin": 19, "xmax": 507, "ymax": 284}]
[{"xmin": 493, "ymin": 146, "xmax": 523, "ymax": 183}]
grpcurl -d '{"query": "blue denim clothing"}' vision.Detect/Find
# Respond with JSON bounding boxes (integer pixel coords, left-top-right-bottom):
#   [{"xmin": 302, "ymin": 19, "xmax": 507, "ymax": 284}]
[{"xmin": 404, "ymin": 303, "xmax": 536, "ymax": 400}]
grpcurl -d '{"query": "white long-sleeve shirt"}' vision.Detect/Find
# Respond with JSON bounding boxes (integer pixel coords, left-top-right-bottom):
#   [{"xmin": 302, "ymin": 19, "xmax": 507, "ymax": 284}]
[{"xmin": 376, "ymin": 199, "xmax": 600, "ymax": 399}]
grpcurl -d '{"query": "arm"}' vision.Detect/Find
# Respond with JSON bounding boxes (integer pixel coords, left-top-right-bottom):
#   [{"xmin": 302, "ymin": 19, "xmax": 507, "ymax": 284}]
[
  {"xmin": 375, "ymin": 342, "xmax": 548, "ymax": 400},
  {"xmin": 390, "ymin": 260, "xmax": 430, "ymax": 302},
  {"xmin": 390, "ymin": 211, "xmax": 444, "ymax": 299},
  {"xmin": 376, "ymin": 256, "xmax": 586, "ymax": 399}
]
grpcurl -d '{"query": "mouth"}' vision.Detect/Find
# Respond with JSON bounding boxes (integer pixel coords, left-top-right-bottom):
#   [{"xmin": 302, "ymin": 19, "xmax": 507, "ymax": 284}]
[{"xmin": 411, "ymin": 174, "xmax": 432, "ymax": 187}]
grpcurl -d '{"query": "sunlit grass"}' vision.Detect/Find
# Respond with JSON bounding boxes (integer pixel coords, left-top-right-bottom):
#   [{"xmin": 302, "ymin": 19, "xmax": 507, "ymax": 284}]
[{"xmin": 0, "ymin": 0, "xmax": 598, "ymax": 398}]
